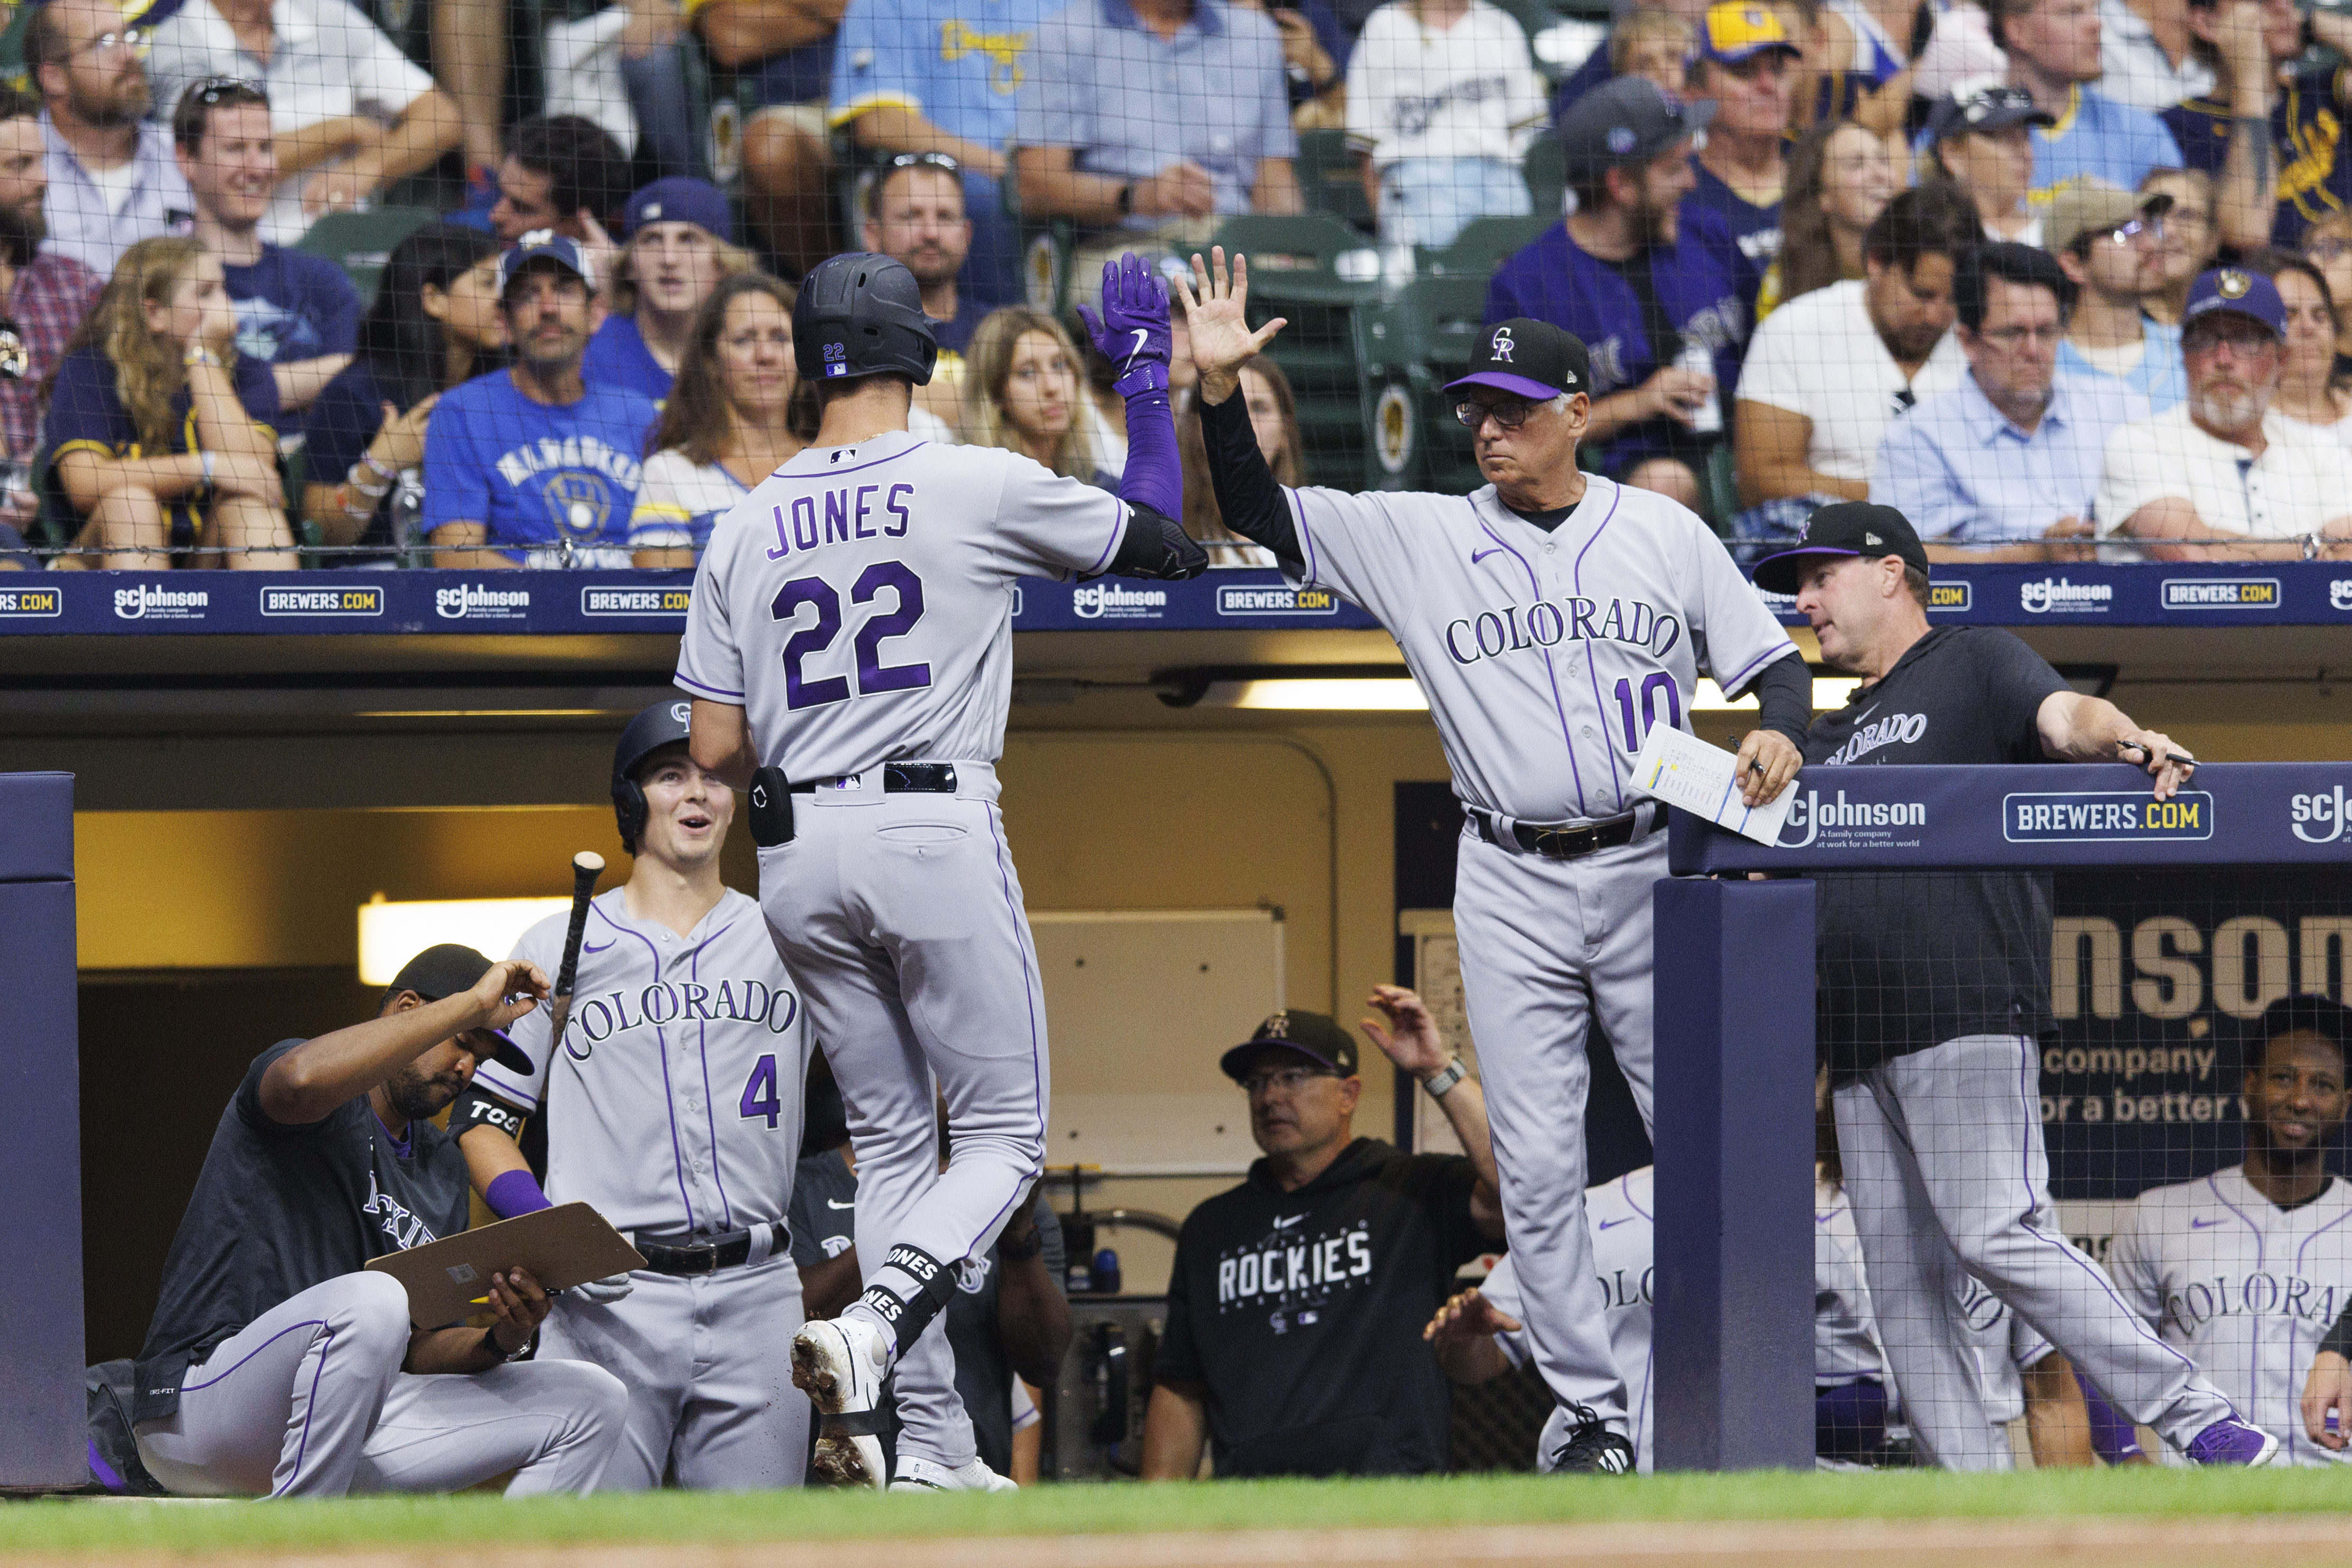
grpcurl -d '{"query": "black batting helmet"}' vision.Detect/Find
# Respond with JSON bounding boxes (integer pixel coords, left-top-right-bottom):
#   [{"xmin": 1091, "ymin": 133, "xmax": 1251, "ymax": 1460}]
[
  {"xmin": 612, "ymin": 699, "xmax": 694, "ymax": 854},
  {"xmin": 795, "ymin": 251, "xmax": 938, "ymax": 387}
]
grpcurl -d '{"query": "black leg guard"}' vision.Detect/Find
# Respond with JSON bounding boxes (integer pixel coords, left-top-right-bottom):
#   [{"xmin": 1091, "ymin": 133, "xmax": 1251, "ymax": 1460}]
[{"xmin": 856, "ymin": 1243, "xmax": 964, "ymax": 1358}]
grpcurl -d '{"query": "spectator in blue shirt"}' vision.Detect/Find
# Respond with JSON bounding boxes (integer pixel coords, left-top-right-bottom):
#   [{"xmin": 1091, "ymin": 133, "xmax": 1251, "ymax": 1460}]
[
  {"xmin": 1987, "ymin": 0, "xmax": 2182, "ymax": 214},
  {"xmin": 1873, "ymin": 240, "xmax": 2148, "ymax": 556},
  {"xmin": 583, "ymin": 179, "xmax": 751, "ymax": 405},
  {"xmin": 2164, "ymin": 0, "xmax": 2352, "ymax": 250},
  {"xmin": 827, "ymin": 0, "xmax": 1065, "ymax": 307},
  {"xmin": 2048, "ymin": 181, "xmax": 2185, "ymax": 409},
  {"xmin": 423, "ymin": 235, "xmax": 659, "ymax": 570},
  {"xmin": 172, "ymin": 80, "xmax": 358, "ymax": 432},
  {"xmin": 1013, "ymin": 0, "xmax": 1301, "ymax": 309},
  {"xmin": 40, "ymin": 235, "xmax": 290, "ymax": 569},
  {"xmin": 1488, "ymin": 76, "xmax": 1744, "ymax": 505},
  {"xmin": 1687, "ymin": 1, "xmax": 1804, "ymax": 311}
]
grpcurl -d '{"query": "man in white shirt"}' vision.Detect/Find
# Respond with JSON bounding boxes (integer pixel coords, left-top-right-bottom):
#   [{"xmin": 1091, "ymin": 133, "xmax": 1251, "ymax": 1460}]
[
  {"xmin": 2097, "ymin": 266, "xmax": 2352, "ymax": 556},
  {"xmin": 143, "ymin": 0, "xmax": 462, "ymax": 247},
  {"xmin": 1342, "ymin": 0, "xmax": 1545, "ymax": 250},
  {"xmin": 2097, "ymin": 0, "xmax": 2211, "ymax": 110},
  {"xmin": 1735, "ymin": 182, "xmax": 1977, "ymax": 511},
  {"xmin": 2109, "ymin": 997, "xmax": 2352, "ymax": 1467},
  {"xmin": 30, "ymin": 0, "xmax": 192, "ymax": 276}
]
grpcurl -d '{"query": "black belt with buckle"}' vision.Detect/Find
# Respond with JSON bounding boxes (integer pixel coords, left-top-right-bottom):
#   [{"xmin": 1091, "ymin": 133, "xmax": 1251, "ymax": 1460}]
[
  {"xmin": 631, "ymin": 1220, "xmax": 787, "ymax": 1276},
  {"xmin": 1468, "ymin": 807, "xmax": 1640, "ymax": 861},
  {"xmin": 790, "ymin": 762, "xmax": 959, "ymax": 795}
]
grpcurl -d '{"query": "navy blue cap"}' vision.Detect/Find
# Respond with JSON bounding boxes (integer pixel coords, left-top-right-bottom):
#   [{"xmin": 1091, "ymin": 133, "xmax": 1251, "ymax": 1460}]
[
  {"xmin": 1219, "ymin": 1010, "xmax": 1360, "ymax": 1082},
  {"xmin": 498, "ymin": 230, "xmax": 595, "ymax": 296},
  {"xmin": 2183, "ymin": 266, "xmax": 2286, "ymax": 339},
  {"xmin": 623, "ymin": 178, "xmax": 734, "ymax": 242},
  {"xmin": 1558, "ymin": 76, "xmax": 1716, "ymax": 185},
  {"xmin": 1925, "ymin": 82, "xmax": 2056, "ymax": 145}
]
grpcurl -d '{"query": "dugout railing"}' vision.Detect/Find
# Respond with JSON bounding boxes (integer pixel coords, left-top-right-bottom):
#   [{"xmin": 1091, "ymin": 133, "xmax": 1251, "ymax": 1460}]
[{"xmin": 1653, "ymin": 761, "xmax": 2352, "ymax": 1472}]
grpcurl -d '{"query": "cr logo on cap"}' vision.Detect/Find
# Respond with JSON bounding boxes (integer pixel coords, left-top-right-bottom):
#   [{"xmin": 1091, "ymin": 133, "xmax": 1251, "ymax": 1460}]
[
  {"xmin": 670, "ymin": 701, "xmax": 690, "ymax": 724},
  {"xmin": 1491, "ymin": 326, "xmax": 1515, "ymax": 362}
]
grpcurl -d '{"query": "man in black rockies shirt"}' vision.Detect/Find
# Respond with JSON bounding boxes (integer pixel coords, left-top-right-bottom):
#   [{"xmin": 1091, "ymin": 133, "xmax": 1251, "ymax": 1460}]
[
  {"xmin": 130, "ymin": 945, "xmax": 627, "ymax": 1498},
  {"xmin": 1141, "ymin": 992, "xmax": 1506, "ymax": 1479},
  {"xmin": 1753, "ymin": 503, "xmax": 2275, "ymax": 1471}
]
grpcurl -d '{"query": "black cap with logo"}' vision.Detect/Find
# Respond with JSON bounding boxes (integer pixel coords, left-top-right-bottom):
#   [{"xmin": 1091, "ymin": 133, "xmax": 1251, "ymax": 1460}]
[
  {"xmin": 1751, "ymin": 502, "xmax": 1930, "ymax": 594},
  {"xmin": 1442, "ymin": 317, "xmax": 1591, "ymax": 404},
  {"xmin": 1219, "ymin": 1009, "xmax": 1360, "ymax": 1081},
  {"xmin": 384, "ymin": 942, "xmax": 536, "ymax": 1074}
]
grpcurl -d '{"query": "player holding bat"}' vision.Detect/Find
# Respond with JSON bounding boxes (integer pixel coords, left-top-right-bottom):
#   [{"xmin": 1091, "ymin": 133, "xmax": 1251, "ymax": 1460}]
[{"xmin": 453, "ymin": 700, "xmax": 820, "ymax": 1491}]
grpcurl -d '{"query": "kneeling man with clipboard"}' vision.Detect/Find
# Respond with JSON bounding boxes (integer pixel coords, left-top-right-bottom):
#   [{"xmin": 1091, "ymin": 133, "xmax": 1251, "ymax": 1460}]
[{"xmin": 129, "ymin": 945, "xmax": 629, "ymax": 1498}]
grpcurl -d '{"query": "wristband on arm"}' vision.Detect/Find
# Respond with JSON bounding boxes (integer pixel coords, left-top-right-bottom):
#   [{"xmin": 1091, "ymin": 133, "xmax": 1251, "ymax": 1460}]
[{"xmin": 484, "ymin": 1168, "xmax": 553, "ymax": 1219}]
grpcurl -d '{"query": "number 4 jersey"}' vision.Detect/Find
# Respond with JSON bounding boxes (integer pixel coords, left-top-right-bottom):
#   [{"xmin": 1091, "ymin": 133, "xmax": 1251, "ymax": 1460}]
[
  {"xmin": 675, "ymin": 432, "xmax": 1131, "ymax": 780},
  {"xmin": 471, "ymin": 888, "xmax": 815, "ymax": 1235}
]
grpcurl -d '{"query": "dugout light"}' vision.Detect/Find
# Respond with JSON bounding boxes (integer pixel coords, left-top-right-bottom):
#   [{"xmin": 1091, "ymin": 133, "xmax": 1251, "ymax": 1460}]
[
  {"xmin": 357, "ymin": 893, "xmax": 575, "ymax": 987},
  {"xmin": 1173, "ymin": 670, "xmax": 1860, "ymax": 713}
]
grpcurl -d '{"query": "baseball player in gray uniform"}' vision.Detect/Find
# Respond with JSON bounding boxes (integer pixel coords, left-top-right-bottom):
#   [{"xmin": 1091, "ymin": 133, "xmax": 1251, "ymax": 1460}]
[
  {"xmin": 452, "ymin": 701, "xmax": 816, "ymax": 1490},
  {"xmin": 677, "ymin": 250, "xmax": 1205, "ymax": 1490},
  {"xmin": 1178, "ymin": 250, "xmax": 1813, "ymax": 1471}
]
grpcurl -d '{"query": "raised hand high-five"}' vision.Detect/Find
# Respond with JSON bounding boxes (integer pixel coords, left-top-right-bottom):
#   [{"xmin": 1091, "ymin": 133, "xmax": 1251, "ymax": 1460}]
[{"xmin": 1171, "ymin": 247, "xmax": 1287, "ymax": 404}]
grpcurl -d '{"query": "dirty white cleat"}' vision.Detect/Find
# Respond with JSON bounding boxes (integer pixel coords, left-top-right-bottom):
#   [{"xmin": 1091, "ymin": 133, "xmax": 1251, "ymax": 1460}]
[
  {"xmin": 889, "ymin": 1454, "xmax": 1019, "ymax": 1492},
  {"xmin": 792, "ymin": 1317, "xmax": 893, "ymax": 1491}
]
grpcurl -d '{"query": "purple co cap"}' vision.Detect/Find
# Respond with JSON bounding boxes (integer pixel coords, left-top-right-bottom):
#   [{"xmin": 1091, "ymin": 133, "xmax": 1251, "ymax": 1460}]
[
  {"xmin": 1751, "ymin": 501, "xmax": 1928, "ymax": 594},
  {"xmin": 2183, "ymin": 266, "xmax": 2286, "ymax": 339},
  {"xmin": 1443, "ymin": 318, "xmax": 1590, "ymax": 404}
]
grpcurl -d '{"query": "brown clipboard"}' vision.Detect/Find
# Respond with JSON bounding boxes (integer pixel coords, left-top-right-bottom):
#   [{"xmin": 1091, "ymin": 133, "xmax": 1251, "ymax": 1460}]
[{"xmin": 365, "ymin": 1202, "xmax": 647, "ymax": 1328}]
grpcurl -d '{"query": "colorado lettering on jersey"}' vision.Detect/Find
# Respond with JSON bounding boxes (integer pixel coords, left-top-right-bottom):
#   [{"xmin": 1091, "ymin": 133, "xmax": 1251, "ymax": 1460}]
[
  {"xmin": 1442, "ymin": 594, "xmax": 1682, "ymax": 667},
  {"xmin": 2164, "ymin": 1272, "xmax": 2341, "ymax": 1336},
  {"xmin": 362, "ymin": 1168, "xmax": 442, "ymax": 1251},
  {"xmin": 566, "ymin": 976, "xmax": 800, "ymax": 1058},
  {"xmin": 1215, "ymin": 1220, "xmax": 1376, "ymax": 1309},
  {"xmin": 1821, "ymin": 710, "xmax": 1928, "ymax": 765},
  {"xmin": 1598, "ymin": 1264, "xmax": 1653, "ymax": 1310},
  {"xmin": 763, "ymin": 483, "xmax": 916, "ymax": 561}
]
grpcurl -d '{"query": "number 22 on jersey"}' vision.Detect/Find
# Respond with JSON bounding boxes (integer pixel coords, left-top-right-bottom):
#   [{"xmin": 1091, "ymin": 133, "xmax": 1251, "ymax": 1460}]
[{"xmin": 773, "ymin": 561, "xmax": 934, "ymax": 710}]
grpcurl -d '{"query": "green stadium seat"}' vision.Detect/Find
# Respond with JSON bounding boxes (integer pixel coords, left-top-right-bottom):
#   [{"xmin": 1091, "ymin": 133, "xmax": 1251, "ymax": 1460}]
[
  {"xmin": 1423, "ymin": 214, "xmax": 1552, "ymax": 277},
  {"xmin": 293, "ymin": 208, "xmax": 438, "ymax": 303},
  {"xmin": 1212, "ymin": 213, "xmax": 1382, "ymax": 489},
  {"xmin": 1294, "ymin": 128, "xmax": 1373, "ymax": 234},
  {"xmin": 1352, "ymin": 270, "xmax": 1490, "ymax": 493}
]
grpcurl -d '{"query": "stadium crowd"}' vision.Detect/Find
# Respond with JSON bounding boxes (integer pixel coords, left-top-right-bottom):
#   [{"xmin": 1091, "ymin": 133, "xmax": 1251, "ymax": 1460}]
[{"xmin": 3, "ymin": 0, "xmax": 2352, "ymax": 565}]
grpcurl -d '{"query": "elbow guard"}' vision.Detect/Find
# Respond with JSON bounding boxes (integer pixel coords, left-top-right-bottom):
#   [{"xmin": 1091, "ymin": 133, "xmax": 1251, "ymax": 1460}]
[{"xmin": 1106, "ymin": 503, "xmax": 1208, "ymax": 581}]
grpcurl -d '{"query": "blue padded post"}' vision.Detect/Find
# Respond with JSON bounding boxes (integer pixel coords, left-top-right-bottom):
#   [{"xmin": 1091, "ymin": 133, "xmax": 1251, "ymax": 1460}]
[
  {"xmin": 0, "ymin": 772, "xmax": 80, "ymax": 1490},
  {"xmin": 1651, "ymin": 875, "xmax": 1815, "ymax": 1472}
]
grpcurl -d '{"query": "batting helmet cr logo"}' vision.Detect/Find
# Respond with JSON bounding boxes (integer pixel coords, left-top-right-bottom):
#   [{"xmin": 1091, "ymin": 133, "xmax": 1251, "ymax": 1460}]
[{"xmin": 611, "ymin": 699, "xmax": 697, "ymax": 853}]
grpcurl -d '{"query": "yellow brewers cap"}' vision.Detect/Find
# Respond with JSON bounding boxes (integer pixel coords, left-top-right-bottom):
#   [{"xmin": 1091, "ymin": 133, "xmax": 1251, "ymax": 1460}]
[{"xmin": 1698, "ymin": 2, "xmax": 1799, "ymax": 64}]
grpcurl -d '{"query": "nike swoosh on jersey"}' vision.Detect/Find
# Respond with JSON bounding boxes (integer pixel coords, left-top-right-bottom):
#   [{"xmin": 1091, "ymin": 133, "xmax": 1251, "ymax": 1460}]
[
  {"xmin": 826, "ymin": 1198, "xmax": 856, "ymax": 1210},
  {"xmin": 583, "ymin": 939, "xmax": 617, "ymax": 954},
  {"xmin": 2190, "ymin": 1216, "xmax": 2225, "ymax": 1228},
  {"xmin": 1597, "ymin": 1217, "xmax": 1635, "ymax": 1230},
  {"xmin": 1272, "ymin": 1214, "xmax": 1305, "ymax": 1229},
  {"xmin": 1470, "ymin": 547, "xmax": 1507, "ymax": 565}
]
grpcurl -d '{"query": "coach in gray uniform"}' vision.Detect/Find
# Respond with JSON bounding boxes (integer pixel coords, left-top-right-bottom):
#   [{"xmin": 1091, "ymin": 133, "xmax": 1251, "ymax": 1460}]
[
  {"xmin": 131, "ymin": 946, "xmax": 626, "ymax": 1498},
  {"xmin": 1177, "ymin": 251, "xmax": 1810, "ymax": 1473},
  {"xmin": 455, "ymin": 701, "xmax": 817, "ymax": 1490},
  {"xmin": 1758, "ymin": 501, "xmax": 2274, "ymax": 1469}
]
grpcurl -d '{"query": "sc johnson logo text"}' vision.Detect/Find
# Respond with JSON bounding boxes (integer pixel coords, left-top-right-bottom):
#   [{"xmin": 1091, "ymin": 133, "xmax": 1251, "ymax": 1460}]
[
  {"xmin": 2004, "ymin": 790, "xmax": 2213, "ymax": 842},
  {"xmin": 1072, "ymin": 583, "xmax": 1166, "ymax": 619},
  {"xmin": 0, "ymin": 584, "xmax": 61, "ymax": 617},
  {"xmin": 1217, "ymin": 585, "xmax": 1338, "ymax": 617},
  {"xmin": 113, "ymin": 583, "xmax": 208, "ymax": 620},
  {"xmin": 261, "ymin": 585, "xmax": 384, "ymax": 617},
  {"xmin": 1777, "ymin": 788, "xmax": 1926, "ymax": 848},
  {"xmin": 2332, "ymin": 579, "xmax": 2352, "ymax": 612},
  {"xmin": 2020, "ymin": 576, "xmax": 2113, "ymax": 614},
  {"xmin": 2291, "ymin": 784, "xmax": 2352, "ymax": 843},
  {"xmin": 582, "ymin": 585, "xmax": 690, "ymax": 616},
  {"xmin": 435, "ymin": 583, "xmax": 530, "ymax": 620},
  {"xmin": 2163, "ymin": 577, "xmax": 2281, "ymax": 610}
]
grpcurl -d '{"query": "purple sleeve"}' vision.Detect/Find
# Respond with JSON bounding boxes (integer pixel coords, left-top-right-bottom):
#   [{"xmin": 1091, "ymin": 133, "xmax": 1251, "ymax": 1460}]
[
  {"xmin": 1116, "ymin": 385, "xmax": 1181, "ymax": 520},
  {"xmin": 2077, "ymin": 1370, "xmax": 2143, "ymax": 1462},
  {"xmin": 484, "ymin": 1168, "xmax": 553, "ymax": 1219}
]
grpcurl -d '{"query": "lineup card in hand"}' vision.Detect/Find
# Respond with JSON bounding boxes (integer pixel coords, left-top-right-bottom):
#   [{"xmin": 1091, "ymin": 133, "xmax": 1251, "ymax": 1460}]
[{"xmin": 1628, "ymin": 724, "xmax": 1797, "ymax": 847}]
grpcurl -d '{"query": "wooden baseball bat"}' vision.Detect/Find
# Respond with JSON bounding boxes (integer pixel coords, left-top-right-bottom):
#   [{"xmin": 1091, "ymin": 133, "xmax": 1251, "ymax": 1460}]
[{"xmin": 545, "ymin": 852, "xmax": 604, "ymax": 1046}]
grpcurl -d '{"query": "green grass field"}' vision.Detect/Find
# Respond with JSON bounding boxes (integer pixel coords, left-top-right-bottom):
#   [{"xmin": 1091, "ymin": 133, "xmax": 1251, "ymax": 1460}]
[{"xmin": 7, "ymin": 1469, "xmax": 2352, "ymax": 1557}]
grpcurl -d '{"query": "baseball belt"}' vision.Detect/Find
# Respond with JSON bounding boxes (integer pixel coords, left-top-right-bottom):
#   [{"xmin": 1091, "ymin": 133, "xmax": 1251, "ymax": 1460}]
[
  {"xmin": 631, "ymin": 1220, "xmax": 788, "ymax": 1276},
  {"xmin": 749, "ymin": 763, "xmax": 963, "ymax": 849},
  {"xmin": 1467, "ymin": 807, "xmax": 1640, "ymax": 861}
]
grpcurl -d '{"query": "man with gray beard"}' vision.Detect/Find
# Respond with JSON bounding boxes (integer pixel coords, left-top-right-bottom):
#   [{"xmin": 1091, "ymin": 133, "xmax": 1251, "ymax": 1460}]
[{"xmin": 2096, "ymin": 265, "xmax": 2352, "ymax": 557}]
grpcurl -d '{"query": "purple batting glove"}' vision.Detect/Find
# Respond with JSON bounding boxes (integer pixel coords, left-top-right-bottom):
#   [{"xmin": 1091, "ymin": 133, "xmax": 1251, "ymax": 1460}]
[{"xmin": 1076, "ymin": 253, "xmax": 1172, "ymax": 395}]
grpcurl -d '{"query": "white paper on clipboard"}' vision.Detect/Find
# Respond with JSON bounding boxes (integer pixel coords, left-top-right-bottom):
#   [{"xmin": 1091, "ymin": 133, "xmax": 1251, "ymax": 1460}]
[{"xmin": 1628, "ymin": 725, "xmax": 1797, "ymax": 846}]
